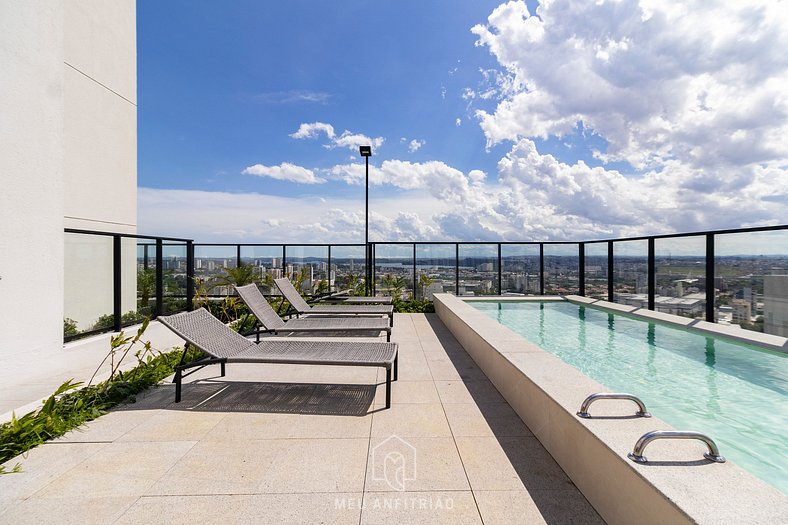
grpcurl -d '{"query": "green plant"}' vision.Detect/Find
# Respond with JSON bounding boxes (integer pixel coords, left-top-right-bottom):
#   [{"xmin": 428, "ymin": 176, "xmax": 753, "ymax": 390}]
[
  {"xmin": 90, "ymin": 310, "xmax": 142, "ymax": 331},
  {"xmin": 137, "ymin": 268, "xmax": 156, "ymax": 308},
  {"xmin": 63, "ymin": 318, "xmax": 79, "ymax": 338},
  {"xmin": 0, "ymin": 323, "xmax": 203, "ymax": 475},
  {"xmin": 393, "ymin": 299, "xmax": 435, "ymax": 313},
  {"xmin": 212, "ymin": 264, "xmax": 259, "ymax": 289},
  {"xmin": 381, "ymin": 274, "xmax": 406, "ymax": 301}
]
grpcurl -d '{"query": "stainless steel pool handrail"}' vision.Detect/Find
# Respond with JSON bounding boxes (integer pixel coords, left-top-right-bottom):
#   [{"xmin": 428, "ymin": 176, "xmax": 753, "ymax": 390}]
[
  {"xmin": 577, "ymin": 393, "xmax": 651, "ymax": 418},
  {"xmin": 627, "ymin": 430, "xmax": 726, "ymax": 464}
]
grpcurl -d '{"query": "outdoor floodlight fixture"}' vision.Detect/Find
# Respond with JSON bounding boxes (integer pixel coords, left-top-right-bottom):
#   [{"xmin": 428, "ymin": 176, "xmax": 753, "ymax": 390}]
[{"xmin": 359, "ymin": 145, "xmax": 372, "ymax": 157}]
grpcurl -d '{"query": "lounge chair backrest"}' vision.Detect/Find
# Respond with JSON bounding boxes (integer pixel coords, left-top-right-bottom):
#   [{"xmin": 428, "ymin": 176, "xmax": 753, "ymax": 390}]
[
  {"xmin": 273, "ymin": 278, "xmax": 312, "ymax": 313},
  {"xmin": 158, "ymin": 308, "xmax": 256, "ymax": 359},
  {"xmin": 234, "ymin": 284, "xmax": 286, "ymax": 330}
]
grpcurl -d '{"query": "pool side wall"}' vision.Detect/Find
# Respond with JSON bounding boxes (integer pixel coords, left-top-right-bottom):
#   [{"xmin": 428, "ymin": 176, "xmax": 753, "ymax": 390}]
[{"xmin": 434, "ymin": 293, "xmax": 788, "ymax": 525}]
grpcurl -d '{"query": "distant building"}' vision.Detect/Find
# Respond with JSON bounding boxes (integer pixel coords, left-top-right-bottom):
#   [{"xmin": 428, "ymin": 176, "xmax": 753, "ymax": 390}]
[
  {"xmin": 731, "ymin": 299, "xmax": 752, "ymax": 325},
  {"xmin": 478, "ymin": 262, "xmax": 494, "ymax": 272},
  {"xmin": 764, "ymin": 275, "xmax": 788, "ymax": 337}
]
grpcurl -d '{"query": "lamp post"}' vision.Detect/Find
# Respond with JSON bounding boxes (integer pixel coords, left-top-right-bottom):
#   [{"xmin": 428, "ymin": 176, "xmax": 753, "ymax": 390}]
[{"xmin": 359, "ymin": 145, "xmax": 372, "ymax": 296}]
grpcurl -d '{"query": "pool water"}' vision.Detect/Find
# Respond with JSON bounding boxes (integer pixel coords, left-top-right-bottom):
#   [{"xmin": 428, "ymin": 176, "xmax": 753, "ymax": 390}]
[{"xmin": 471, "ymin": 300, "xmax": 788, "ymax": 494}]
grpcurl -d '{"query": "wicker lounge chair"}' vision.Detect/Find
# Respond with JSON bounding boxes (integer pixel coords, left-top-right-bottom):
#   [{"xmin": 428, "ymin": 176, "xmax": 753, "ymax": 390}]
[
  {"xmin": 235, "ymin": 284, "xmax": 392, "ymax": 342},
  {"xmin": 316, "ymin": 290, "xmax": 393, "ymax": 305},
  {"xmin": 158, "ymin": 308, "xmax": 398, "ymax": 407},
  {"xmin": 274, "ymin": 278, "xmax": 395, "ymax": 326}
]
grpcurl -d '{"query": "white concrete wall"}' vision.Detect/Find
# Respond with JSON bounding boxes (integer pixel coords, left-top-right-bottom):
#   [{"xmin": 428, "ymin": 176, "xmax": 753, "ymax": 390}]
[
  {"xmin": 62, "ymin": 0, "xmax": 138, "ymax": 328},
  {"xmin": 0, "ymin": 3, "xmax": 65, "ymax": 358},
  {"xmin": 1, "ymin": 1, "xmax": 137, "ymax": 353}
]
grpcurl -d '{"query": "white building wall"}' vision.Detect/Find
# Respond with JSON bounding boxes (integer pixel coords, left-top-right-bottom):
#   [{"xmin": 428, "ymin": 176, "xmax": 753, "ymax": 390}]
[
  {"xmin": 1, "ymin": 1, "xmax": 137, "ymax": 355},
  {"xmin": 62, "ymin": 1, "xmax": 138, "ymax": 329},
  {"xmin": 0, "ymin": 3, "xmax": 65, "ymax": 357}
]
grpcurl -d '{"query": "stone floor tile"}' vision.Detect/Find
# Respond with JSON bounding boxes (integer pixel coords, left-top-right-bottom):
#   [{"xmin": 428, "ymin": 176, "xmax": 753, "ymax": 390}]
[
  {"xmin": 371, "ymin": 403, "xmax": 452, "ymax": 438},
  {"xmin": 455, "ymin": 436, "xmax": 574, "ymax": 491},
  {"xmin": 34, "ymin": 441, "xmax": 196, "ymax": 499},
  {"xmin": 117, "ymin": 493, "xmax": 363, "ymax": 525},
  {"xmin": 442, "ymin": 403, "xmax": 532, "ymax": 438},
  {"xmin": 474, "ymin": 489, "xmax": 604, "ymax": 525},
  {"xmin": 365, "ymin": 437, "xmax": 469, "ymax": 492},
  {"xmin": 434, "ymin": 380, "xmax": 505, "ymax": 404},
  {"xmin": 359, "ymin": 491, "xmax": 482, "ymax": 524},
  {"xmin": 0, "ymin": 495, "xmax": 139, "ymax": 525}
]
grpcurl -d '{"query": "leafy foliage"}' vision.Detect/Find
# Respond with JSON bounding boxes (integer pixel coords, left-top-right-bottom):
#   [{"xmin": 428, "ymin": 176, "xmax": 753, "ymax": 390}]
[
  {"xmin": 0, "ymin": 327, "xmax": 202, "ymax": 475},
  {"xmin": 393, "ymin": 299, "xmax": 435, "ymax": 313},
  {"xmin": 63, "ymin": 318, "xmax": 79, "ymax": 338}
]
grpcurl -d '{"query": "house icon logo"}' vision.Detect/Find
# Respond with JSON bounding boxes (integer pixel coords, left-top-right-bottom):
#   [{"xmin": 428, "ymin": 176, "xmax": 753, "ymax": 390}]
[{"xmin": 370, "ymin": 435, "xmax": 417, "ymax": 491}]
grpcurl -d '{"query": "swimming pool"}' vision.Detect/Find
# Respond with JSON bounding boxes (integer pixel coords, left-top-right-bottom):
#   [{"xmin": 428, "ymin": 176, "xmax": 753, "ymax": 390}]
[{"xmin": 470, "ymin": 300, "xmax": 788, "ymax": 494}]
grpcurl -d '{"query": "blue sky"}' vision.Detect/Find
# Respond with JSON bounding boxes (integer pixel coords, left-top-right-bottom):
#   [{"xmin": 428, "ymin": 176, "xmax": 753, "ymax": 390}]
[{"xmin": 137, "ymin": 0, "xmax": 788, "ymax": 243}]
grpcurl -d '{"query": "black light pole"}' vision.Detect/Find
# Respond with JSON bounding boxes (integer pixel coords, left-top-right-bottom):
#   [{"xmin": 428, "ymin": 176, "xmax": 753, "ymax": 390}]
[{"xmin": 359, "ymin": 145, "xmax": 372, "ymax": 296}]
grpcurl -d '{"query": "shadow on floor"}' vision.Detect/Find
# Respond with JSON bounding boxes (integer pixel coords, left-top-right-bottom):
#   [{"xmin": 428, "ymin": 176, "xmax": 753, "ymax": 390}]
[
  {"xmin": 424, "ymin": 313, "xmax": 606, "ymax": 525},
  {"xmin": 117, "ymin": 380, "xmax": 377, "ymax": 416}
]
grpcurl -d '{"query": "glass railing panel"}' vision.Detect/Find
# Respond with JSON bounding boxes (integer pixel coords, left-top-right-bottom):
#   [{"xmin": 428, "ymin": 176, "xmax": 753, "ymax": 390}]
[
  {"xmin": 330, "ymin": 245, "xmax": 366, "ymax": 295},
  {"xmin": 613, "ymin": 239, "xmax": 648, "ymax": 306},
  {"xmin": 374, "ymin": 244, "xmax": 414, "ymax": 299},
  {"xmin": 458, "ymin": 244, "xmax": 499, "ymax": 296},
  {"xmin": 194, "ymin": 245, "xmax": 237, "ymax": 296},
  {"xmin": 285, "ymin": 246, "xmax": 329, "ymax": 294},
  {"xmin": 584, "ymin": 242, "xmax": 608, "ymax": 300},
  {"xmin": 415, "ymin": 244, "xmax": 456, "ymax": 299},
  {"xmin": 544, "ymin": 244, "xmax": 579, "ymax": 294},
  {"xmin": 240, "ymin": 245, "xmax": 284, "ymax": 294},
  {"xmin": 501, "ymin": 244, "xmax": 540, "ymax": 295},
  {"xmin": 716, "ymin": 230, "xmax": 788, "ymax": 335},
  {"xmin": 130, "ymin": 239, "xmax": 156, "ymax": 323},
  {"xmin": 654, "ymin": 236, "xmax": 706, "ymax": 319},
  {"xmin": 161, "ymin": 242, "xmax": 188, "ymax": 314},
  {"xmin": 64, "ymin": 232, "xmax": 114, "ymax": 337}
]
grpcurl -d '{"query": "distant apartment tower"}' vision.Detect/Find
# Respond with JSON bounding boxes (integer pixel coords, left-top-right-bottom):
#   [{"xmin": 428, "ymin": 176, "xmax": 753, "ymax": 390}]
[
  {"xmin": 764, "ymin": 275, "xmax": 788, "ymax": 337},
  {"xmin": 1, "ymin": 1, "xmax": 137, "ymax": 354}
]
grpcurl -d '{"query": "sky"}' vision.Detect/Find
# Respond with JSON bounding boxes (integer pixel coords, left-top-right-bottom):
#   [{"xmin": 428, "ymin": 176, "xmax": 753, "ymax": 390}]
[{"xmin": 137, "ymin": 0, "xmax": 788, "ymax": 244}]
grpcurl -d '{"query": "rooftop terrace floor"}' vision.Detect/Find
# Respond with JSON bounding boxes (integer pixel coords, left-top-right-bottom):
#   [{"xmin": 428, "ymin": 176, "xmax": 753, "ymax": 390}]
[{"xmin": 0, "ymin": 313, "xmax": 603, "ymax": 524}]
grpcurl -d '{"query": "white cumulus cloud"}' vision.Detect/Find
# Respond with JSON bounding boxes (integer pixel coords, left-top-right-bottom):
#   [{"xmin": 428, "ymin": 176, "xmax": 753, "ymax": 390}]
[
  {"xmin": 290, "ymin": 121, "xmax": 384, "ymax": 151},
  {"xmin": 242, "ymin": 162, "xmax": 324, "ymax": 184},
  {"xmin": 408, "ymin": 139, "xmax": 425, "ymax": 152}
]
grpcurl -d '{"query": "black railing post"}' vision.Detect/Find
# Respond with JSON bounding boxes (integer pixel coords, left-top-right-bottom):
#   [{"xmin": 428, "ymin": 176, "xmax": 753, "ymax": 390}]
[
  {"xmin": 372, "ymin": 243, "xmax": 377, "ymax": 296},
  {"xmin": 113, "ymin": 234, "xmax": 122, "ymax": 332},
  {"xmin": 539, "ymin": 243, "xmax": 545, "ymax": 295},
  {"xmin": 155, "ymin": 238, "xmax": 163, "ymax": 317},
  {"xmin": 327, "ymin": 245, "xmax": 332, "ymax": 292},
  {"xmin": 607, "ymin": 241, "xmax": 614, "ymax": 302},
  {"xmin": 236, "ymin": 245, "xmax": 241, "ymax": 268},
  {"xmin": 186, "ymin": 240, "xmax": 194, "ymax": 311},
  {"xmin": 413, "ymin": 243, "xmax": 417, "ymax": 300},
  {"xmin": 455, "ymin": 244, "xmax": 460, "ymax": 295},
  {"xmin": 143, "ymin": 243, "xmax": 149, "ymax": 270},
  {"xmin": 579, "ymin": 242, "xmax": 585, "ymax": 296},
  {"xmin": 498, "ymin": 243, "xmax": 502, "ymax": 295},
  {"xmin": 283, "ymin": 245, "xmax": 287, "ymax": 277},
  {"xmin": 647, "ymin": 238, "xmax": 655, "ymax": 310},
  {"xmin": 706, "ymin": 233, "xmax": 715, "ymax": 322}
]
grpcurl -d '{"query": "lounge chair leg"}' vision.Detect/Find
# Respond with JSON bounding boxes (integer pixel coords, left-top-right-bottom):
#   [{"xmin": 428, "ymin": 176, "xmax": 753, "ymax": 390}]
[
  {"xmin": 386, "ymin": 331, "xmax": 390, "ymax": 342},
  {"xmin": 389, "ymin": 313, "xmax": 393, "ymax": 327},
  {"xmin": 386, "ymin": 367, "xmax": 392, "ymax": 409},
  {"xmin": 220, "ymin": 360, "xmax": 226, "ymax": 377},
  {"xmin": 394, "ymin": 353, "xmax": 398, "ymax": 381},
  {"xmin": 174, "ymin": 368, "xmax": 182, "ymax": 403}
]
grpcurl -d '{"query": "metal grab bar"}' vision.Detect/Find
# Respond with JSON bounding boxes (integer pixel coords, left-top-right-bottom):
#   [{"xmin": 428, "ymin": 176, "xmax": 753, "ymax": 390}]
[
  {"xmin": 577, "ymin": 393, "xmax": 651, "ymax": 418},
  {"xmin": 627, "ymin": 430, "xmax": 726, "ymax": 463}
]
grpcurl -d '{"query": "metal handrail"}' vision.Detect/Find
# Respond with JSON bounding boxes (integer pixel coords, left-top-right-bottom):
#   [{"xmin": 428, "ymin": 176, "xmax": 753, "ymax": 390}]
[
  {"xmin": 577, "ymin": 393, "xmax": 651, "ymax": 418},
  {"xmin": 627, "ymin": 430, "xmax": 726, "ymax": 463}
]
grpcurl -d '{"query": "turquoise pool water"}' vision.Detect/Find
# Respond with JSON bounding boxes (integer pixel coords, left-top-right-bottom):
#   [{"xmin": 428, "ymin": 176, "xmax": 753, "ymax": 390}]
[{"xmin": 471, "ymin": 300, "xmax": 788, "ymax": 494}]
